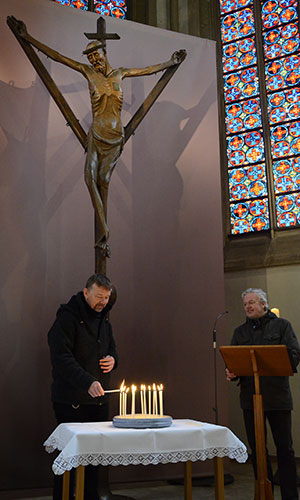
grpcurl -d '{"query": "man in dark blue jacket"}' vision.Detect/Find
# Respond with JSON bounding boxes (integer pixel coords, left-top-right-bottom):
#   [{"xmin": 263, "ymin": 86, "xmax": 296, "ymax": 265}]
[
  {"xmin": 48, "ymin": 273, "xmax": 118, "ymax": 500},
  {"xmin": 226, "ymin": 287, "xmax": 300, "ymax": 500}
]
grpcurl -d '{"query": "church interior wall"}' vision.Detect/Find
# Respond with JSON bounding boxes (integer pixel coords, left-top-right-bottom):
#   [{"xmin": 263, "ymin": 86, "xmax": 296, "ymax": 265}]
[{"xmin": 0, "ymin": 0, "xmax": 227, "ymax": 490}]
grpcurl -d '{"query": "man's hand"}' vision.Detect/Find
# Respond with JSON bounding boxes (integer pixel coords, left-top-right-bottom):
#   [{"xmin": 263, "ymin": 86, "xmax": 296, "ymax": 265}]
[
  {"xmin": 225, "ymin": 368, "xmax": 237, "ymax": 381},
  {"xmin": 7, "ymin": 16, "xmax": 28, "ymax": 38},
  {"xmin": 99, "ymin": 355, "xmax": 115, "ymax": 373},
  {"xmin": 88, "ymin": 381, "xmax": 104, "ymax": 397},
  {"xmin": 171, "ymin": 49, "xmax": 187, "ymax": 65}
]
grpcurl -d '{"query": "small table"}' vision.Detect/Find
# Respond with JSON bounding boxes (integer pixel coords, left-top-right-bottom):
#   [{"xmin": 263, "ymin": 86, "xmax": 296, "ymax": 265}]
[{"xmin": 44, "ymin": 418, "xmax": 247, "ymax": 500}]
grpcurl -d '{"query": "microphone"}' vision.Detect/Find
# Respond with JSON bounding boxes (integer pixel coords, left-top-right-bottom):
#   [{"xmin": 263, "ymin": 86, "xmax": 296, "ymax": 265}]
[{"xmin": 213, "ymin": 310, "xmax": 228, "ymax": 348}]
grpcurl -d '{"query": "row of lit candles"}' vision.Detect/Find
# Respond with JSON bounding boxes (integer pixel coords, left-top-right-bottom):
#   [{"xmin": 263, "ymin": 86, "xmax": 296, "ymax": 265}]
[{"xmin": 118, "ymin": 382, "xmax": 164, "ymax": 416}]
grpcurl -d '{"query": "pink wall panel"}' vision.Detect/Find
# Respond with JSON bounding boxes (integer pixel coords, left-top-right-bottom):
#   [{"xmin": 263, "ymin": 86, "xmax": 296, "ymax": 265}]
[{"xmin": 0, "ymin": 0, "xmax": 227, "ymax": 489}]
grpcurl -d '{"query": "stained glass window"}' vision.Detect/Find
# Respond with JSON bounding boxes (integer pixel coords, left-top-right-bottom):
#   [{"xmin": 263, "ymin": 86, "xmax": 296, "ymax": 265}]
[
  {"xmin": 219, "ymin": 0, "xmax": 300, "ymax": 234},
  {"xmin": 53, "ymin": 0, "xmax": 127, "ymax": 18}
]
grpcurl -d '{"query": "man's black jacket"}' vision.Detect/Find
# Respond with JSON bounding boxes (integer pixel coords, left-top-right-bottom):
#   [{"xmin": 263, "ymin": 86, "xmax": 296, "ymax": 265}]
[
  {"xmin": 48, "ymin": 291, "xmax": 118, "ymax": 406},
  {"xmin": 231, "ymin": 310, "xmax": 300, "ymax": 410}
]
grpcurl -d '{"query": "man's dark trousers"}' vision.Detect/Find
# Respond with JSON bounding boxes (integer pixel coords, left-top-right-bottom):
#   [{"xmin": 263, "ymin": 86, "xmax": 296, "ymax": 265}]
[{"xmin": 243, "ymin": 409, "xmax": 298, "ymax": 500}]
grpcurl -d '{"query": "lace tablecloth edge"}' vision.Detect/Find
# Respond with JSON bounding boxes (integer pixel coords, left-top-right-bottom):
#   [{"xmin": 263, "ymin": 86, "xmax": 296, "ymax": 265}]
[{"xmin": 48, "ymin": 446, "xmax": 248, "ymax": 475}]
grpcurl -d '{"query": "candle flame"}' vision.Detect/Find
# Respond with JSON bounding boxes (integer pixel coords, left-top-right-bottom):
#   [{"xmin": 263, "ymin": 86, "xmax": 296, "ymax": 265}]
[
  {"xmin": 120, "ymin": 379, "xmax": 125, "ymax": 391},
  {"xmin": 153, "ymin": 383, "xmax": 156, "ymax": 390}
]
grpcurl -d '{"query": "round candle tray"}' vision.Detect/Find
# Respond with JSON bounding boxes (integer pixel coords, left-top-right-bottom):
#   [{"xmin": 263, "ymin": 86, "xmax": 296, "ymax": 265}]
[{"xmin": 113, "ymin": 414, "xmax": 173, "ymax": 428}]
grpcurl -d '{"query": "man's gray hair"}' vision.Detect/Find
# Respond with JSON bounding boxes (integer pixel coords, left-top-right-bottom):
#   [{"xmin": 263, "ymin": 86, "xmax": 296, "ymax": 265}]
[{"xmin": 241, "ymin": 288, "xmax": 269, "ymax": 309}]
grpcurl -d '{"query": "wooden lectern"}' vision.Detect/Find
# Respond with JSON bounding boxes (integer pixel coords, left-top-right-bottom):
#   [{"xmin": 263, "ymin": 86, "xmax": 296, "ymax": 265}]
[{"xmin": 219, "ymin": 345, "xmax": 293, "ymax": 500}]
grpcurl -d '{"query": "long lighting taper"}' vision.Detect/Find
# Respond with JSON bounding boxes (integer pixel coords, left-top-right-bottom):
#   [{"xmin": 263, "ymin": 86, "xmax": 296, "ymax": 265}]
[{"xmin": 118, "ymin": 380, "xmax": 125, "ymax": 415}]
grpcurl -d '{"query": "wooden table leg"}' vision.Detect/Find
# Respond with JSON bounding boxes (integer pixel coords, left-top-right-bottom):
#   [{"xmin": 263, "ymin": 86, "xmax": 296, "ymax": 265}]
[
  {"xmin": 62, "ymin": 470, "xmax": 70, "ymax": 500},
  {"xmin": 213, "ymin": 457, "xmax": 225, "ymax": 500},
  {"xmin": 75, "ymin": 465, "xmax": 85, "ymax": 500},
  {"xmin": 184, "ymin": 460, "xmax": 193, "ymax": 500}
]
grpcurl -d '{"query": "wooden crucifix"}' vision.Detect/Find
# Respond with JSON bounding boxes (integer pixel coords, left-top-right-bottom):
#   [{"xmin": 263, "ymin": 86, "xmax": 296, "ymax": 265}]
[{"xmin": 7, "ymin": 15, "xmax": 186, "ymax": 275}]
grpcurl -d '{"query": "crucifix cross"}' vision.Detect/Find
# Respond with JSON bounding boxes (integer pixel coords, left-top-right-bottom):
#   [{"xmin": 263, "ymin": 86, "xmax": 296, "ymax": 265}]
[
  {"xmin": 7, "ymin": 15, "xmax": 185, "ymax": 274},
  {"xmin": 84, "ymin": 16, "xmax": 120, "ymax": 49}
]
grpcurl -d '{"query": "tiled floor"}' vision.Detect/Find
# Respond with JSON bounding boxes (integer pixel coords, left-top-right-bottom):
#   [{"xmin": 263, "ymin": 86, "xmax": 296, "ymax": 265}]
[{"xmin": 0, "ymin": 460, "xmax": 289, "ymax": 500}]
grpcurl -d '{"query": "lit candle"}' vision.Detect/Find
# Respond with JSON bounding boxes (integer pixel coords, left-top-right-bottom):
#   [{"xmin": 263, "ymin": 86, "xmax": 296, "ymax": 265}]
[
  {"xmin": 131, "ymin": 385, "xmax": 136, "ymax": 415},
  {"xmin": 119, "ymin": 380, "xmax": 125, "ymax": 415},
  {"xmin": 153, "ymin": 383, "xmax": 158, "ymax": 415},
  {"xmin": 122, "ymin": 385, "xmax": 126, "ymax": 415},
  {"xmin": 143, "ymin": 385, "xmax": 147, "ymax": 415},
  {"xmin": 124, "ymin": 387, "xmax": 129, "ymax": 415},
  {"xmin": 140, "ymin": 385, "xmax": 144, "ymax": 414},
  {"xmin": 158, "ymin": 384, "xmax": 163, "ymax": 416},
  {"xmin": 148, "ymin": 385, "xmax": 152, "ymax": 415}
]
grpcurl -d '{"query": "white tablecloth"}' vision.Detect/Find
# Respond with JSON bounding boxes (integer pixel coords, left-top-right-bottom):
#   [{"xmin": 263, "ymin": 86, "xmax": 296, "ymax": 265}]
[{"xmin": 44, "ymin": 418, "xmax": 248, "ymax": 475}]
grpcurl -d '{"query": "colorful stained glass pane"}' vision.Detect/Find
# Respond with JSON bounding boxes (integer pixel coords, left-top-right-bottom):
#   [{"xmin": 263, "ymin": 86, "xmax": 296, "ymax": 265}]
[
  {"xmin": 280, "ymin": 7, "xmax": 297, "ymax": 22},
  {"xmin": 239, "ymin": 37, "xmax": 255, "ymax": 52},
  {"xmin": 54, "ymin": 0, "xmax": 127, "ymax": 16},
  {"xmin": 229, "ymin": 163, "xmax": 268, "ymax": 200},
  {"xmin": 289, "ymin": 121, "xmax": 300, "ymax": 136},
  {"xmin": 283, "ymin": 54, "xmax": 300, "ymax": 70},
  {"xmin": 224, "ymin": 68, "xmax": 260, "ymax": 102},
  {"xmin": 266, "ymin": 60, "xmax": 282, "ymax": 75},
  {"xmin": 244, "ymin": 113, "xmax": 262, "ymax": 129},
  {"xmin": 227, "ymin": 131, "xmax": 265, "ymax": 166},
  {"xmin": 231, "ymin": 217, "xmax": 251, "ymax": 233},
  {"xmin": 293, "ymin": 157, "xmax": 300, "ymax": 172},
  {"xmin": 230, "ymin": 198, "xmax": 270, "ymax": 233},
  {"xmin": 261, "ymin": 0, "xmax": 300, "ymax": 228},
  {"xmin": 243, "ymin": 98, "xmax": 260, "ymax": 113},
  {"xmin": 276, "ymin": 193, "xmax": 300, "ymax": 226},
  {"xmin": 221, "ymin": 7, "xmax": 255, "ymax": 43},
  {"xmin": 265, "ymin": 29, "xmax": 281, "ymax": 44},
  {"xmin": 95, "ymin": 4, "xmax": 110, "ymax": 14},
  {"xmin": 278, "ymin": 0, "xmax": 294, "ymax": 7},
  {"xmin": 54, "ymin": 0, "xmax": 88, "ymax": 9},
  {"xmin": 94, "ymin": 1, "xmax": 127, "ymax": 16},
  {"xmin": 267, "ymin": 74, "xmax": 285, "ymax": 90},
  {"xmin": 273, "ymin": 159, "xmax": 300, "ymax": 192},
  {"xmin": 262, "ymin": 0, "xmax": 278, "ymax": 13},
  {"xmin": 265, "ymin": 43, "xmax": 282, "ymax": 59},
  {"xmin": 245, "ymin": 131, "xmax": 262, "ymax": 146},
  {"xmin": 250, "ymin": 199, "xmax": 268, "ymax": 215},
  {"xmin": 263, "ymin": 13, "xmax": 280, "ymax": 28},
  {"xmin": 110, "ymin": 6, "xmax": 126, "ymax": 17},
  {"xmin": 223, "ymin": 40, "xmax": 257, "ymax": 73},
  {"xmin": 221, "ymin": 0, "xmax": 272, "ymax": 234}
]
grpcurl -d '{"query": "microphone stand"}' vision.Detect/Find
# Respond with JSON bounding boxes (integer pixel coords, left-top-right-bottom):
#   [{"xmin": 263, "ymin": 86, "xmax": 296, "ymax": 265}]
[
  {"xmin": 213, "ymin": 311, "xmax": 228, "ymax": 425},
  {"xmin": 212, "ymin": 310, "xmax": 235, "ymax": 488},
  {"xmin": 168, "ymin": 310, "xmax": 233, "ymax": 489}
]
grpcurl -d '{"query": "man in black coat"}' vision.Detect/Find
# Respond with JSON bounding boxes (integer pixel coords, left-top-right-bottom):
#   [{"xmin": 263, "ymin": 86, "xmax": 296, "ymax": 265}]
[
  {"xmin": 226, "ymin": 287, "xmax": 300, "ymax": 500},
  {"xmin": 48, "ymin": 273, "xmax": 118, "ymax": 500}
]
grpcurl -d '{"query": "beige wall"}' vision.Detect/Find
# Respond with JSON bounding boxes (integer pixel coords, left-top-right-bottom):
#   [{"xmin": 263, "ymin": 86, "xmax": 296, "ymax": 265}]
[{"xmin": 225, "ymin": 265, "xmax": 300, "ymax": 456}]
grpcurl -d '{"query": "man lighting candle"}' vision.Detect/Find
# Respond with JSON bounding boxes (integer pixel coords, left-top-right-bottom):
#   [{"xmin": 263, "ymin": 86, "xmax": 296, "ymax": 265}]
[{"xmin": 48, "ymin": 273, "xmax": 118, "ymax": 500}]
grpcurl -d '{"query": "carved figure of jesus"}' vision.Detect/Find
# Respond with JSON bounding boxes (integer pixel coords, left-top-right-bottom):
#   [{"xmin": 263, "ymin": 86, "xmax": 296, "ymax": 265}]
[{"xmin": 9, "ymin": 16, "xmax": 186, "ymax": 257}]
